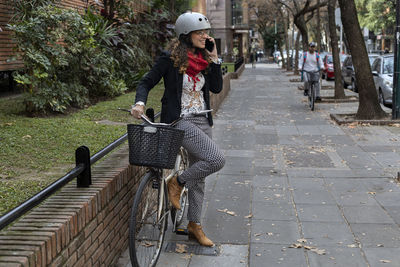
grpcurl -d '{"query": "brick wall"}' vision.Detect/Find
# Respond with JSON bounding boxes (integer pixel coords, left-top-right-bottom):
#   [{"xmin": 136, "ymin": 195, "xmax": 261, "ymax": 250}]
[{"xmin": 0, "ymin": 67, "xmax": 241, "ymax": 266}]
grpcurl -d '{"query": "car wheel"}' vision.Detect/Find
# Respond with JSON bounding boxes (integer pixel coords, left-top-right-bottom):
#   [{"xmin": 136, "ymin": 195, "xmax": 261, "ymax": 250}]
[
  {"xmin": 342, "ymin": 78, "xmax": 348, "ymax": 89},
  {"xmin": 351, "ymin": 79, "xmax": 357, "ymax": 92},
  {"xmin": 379, "ymin": 89, "xmax": 386, "ymax": 105}
]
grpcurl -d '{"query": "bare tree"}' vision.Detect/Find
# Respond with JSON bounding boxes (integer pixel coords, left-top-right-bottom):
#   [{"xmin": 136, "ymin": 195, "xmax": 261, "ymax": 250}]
[
  {"xmin": 278, "ymin": 0, "xmax": 328, "ymax": 50},
  {"xmin": 328, "ymin": 0, "xmax": 345, "ymax": 98},
  {"xmin": 337, "ymin": 0, "xmax": 386, "ymax": 119}
]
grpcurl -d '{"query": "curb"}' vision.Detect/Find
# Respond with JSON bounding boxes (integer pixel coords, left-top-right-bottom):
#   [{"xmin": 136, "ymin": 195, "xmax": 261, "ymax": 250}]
[{"xmin": 330, "ymin": 113, "xmax": 400, "ymax": 125}]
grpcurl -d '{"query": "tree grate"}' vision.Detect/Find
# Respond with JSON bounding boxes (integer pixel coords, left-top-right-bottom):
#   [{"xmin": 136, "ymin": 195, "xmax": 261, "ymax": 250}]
[{"xmin": 164, "ymin": 242, "xmax": 220, "ymax": 256}]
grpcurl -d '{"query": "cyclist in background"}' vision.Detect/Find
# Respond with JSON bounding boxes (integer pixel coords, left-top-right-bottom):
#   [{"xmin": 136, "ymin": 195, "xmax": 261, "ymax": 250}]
[
  {"xmin": 299, "ymin": 42, "xmax": 324, "ymax": 102},
  {"xmin": 131, "ymin": 12, "xmax": 225, "ymax": 247}
]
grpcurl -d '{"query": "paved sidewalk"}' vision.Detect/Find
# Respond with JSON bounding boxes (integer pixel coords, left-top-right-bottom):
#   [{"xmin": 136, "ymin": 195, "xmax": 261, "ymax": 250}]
[{"xmin": 117, "ymin": 63, "xmax": 400, "ymax": 267}]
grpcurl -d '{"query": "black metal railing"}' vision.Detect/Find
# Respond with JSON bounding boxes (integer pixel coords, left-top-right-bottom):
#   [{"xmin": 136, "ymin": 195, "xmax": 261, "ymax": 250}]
[
  {"xmin": 234, "ymin": 57, "xmax": 244, "ymax": 71},
  {"xmin": 0, "ymin": 111, "xmax": 160, "ymax": 231},
  {"xmin": 222, "ymin": 65, "xmax": 228, "ymax": 76}
]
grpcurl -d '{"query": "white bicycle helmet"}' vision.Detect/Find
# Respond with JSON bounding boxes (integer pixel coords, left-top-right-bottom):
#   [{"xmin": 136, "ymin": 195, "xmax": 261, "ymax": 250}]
[{"xmin": 175, "ymin": 12, "xmax": 211, "ymax": 37}]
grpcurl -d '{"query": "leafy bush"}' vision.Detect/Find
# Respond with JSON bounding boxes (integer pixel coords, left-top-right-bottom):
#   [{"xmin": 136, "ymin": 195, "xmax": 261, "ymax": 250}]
[{"xmin": 9, "ymin": 5, "xmax": 131, "ymax": 113}]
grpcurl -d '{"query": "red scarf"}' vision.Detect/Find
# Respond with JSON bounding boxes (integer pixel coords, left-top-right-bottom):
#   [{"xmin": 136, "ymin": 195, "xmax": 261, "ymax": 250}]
[{"xmin": 186, "ymin": 52, "xmax": 208, "ymax": 90}]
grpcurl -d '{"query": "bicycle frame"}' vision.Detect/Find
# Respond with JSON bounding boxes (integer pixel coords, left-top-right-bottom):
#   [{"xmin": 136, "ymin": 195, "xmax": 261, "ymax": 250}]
[{"xmin": 155, "ymin": 149, "xmax": 186, "ymax": 229}]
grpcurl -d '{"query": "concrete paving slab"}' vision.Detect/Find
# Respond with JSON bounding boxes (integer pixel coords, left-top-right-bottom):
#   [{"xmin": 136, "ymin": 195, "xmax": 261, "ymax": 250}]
[
  {"xmin": 296, "ymin": 204, "xmax": 344, "ymax": 223},
  {"xmin": 330, "ymin": 191, "xmax": 380, "ymax": 207},
  {"xmin": 342, "ymin": 206, "xmax": 396, "ymax": 224},
  {"xmin": 307, "ymin": 247, "xmax": 367, "ymax": 267},
  {"xmin": 251, "ymin": 220, "xmax": 300, "ymax": 244},
  {"xmin": 252, "ymin": 202, "xmax": 297, "ymax": 221},
  {"xmin": 363, "ymin": 247, "xmax": 400, "ymax": 267},
  {"xmin": 249, "ymin": 243, "xmax": 308, "ymax": 267},
  {"xmin": 291, "ymin": 189, "xmax": 337, "ymax": 205},
  {"xmin": 252, "ymin": 175, "xmax": 288, "ymax": 188},
  {"xmin": 188, "ymin": 245, "xmax": 248, "ymax": 267},
  {"xmin": 301, "ymin": 221, "xmax": 355, "ymax": 247},
  {"xmin": 351, "ymin": 223, "xmax": 400, "ymax": 248}
]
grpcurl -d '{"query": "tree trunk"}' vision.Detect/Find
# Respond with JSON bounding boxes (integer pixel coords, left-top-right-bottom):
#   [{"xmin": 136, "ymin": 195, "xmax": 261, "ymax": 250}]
[
  {"xmin": 294, "ymin": 15, "xmax": 309, "ymax": 50},
  {"xmin": 284, "ymin": 16, "xmax": 291, "ymax": 70},
  {"xmin": 294, "ymin": 31, "xmax": 301, "ymax": 75},
  {"xmin": 338, "ymin": 0, "xmax": 386, "ymax": 119},
  {"xmin": 317, "ymin": 0, "xmax": 321, "ymax": 53},
  {"xmin": 328, "ymin": 0, "xmax": 345, "ymax": 99}
]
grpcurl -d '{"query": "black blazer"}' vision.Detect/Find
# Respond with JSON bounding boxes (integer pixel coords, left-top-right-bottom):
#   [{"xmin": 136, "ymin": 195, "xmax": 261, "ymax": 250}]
[{"xmin": 135, "ymin": 51, "xmax": 223, "ymax": 126}]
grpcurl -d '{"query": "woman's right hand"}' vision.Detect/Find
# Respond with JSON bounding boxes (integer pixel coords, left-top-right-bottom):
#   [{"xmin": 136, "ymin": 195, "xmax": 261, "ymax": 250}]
[{"xmin": 131, "ymin": 104, "xmax": 145, "ymax": 119}]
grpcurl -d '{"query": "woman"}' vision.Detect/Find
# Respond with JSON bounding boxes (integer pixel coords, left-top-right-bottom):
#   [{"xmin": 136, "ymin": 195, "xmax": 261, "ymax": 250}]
[{"xmin": 131, "ymin": 12, "xmax": 225, "ymax": 247}]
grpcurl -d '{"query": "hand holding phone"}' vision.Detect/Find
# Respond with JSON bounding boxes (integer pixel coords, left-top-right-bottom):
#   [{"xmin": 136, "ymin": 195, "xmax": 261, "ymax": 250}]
[{"xmin": 205, "ymin": 39, "xmax": 214, "ymax": 52}]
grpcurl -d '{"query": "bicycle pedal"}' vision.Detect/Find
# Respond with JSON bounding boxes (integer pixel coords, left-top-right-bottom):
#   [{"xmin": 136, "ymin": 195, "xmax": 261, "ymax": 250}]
[{"xmin": 175, "ymin": 228, "xmax": 188, "ymax": 235}]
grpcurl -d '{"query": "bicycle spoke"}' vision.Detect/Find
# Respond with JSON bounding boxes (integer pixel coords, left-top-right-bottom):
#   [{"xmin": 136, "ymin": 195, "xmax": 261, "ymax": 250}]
[{"xmin": 129, "ymin": 173, "xmax": 167, "ymax": 267}]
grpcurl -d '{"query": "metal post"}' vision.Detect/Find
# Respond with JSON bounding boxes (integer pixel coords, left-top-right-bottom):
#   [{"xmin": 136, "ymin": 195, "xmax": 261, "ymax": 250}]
[
  {"xmin": 393, "ymin": 0, "xmax": 400, "ymax": 119},
  {"xmin": 76, "ymin": 146, "xmax": 91, "ymax": 187},
  {"xmin": 274, "ymin": 19, "xmax": 277, "ymax": 52}
]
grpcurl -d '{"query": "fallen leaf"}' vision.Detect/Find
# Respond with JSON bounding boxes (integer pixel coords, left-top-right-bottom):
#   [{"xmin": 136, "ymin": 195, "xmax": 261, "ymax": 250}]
[
  {"xmin": 297, "ymin": 238, "xmax": 307, "ymax": 243},
  {"xmin": 289, "ymin": 243, "xmax": 303, "ymax": 248},
  {"xmin": 181, "ymin": 254, "xmax": 191, "ymax": 260},
  {"xmin": 254, "ymin": 233, "xmax": 262, "ymax": 237},
  {"xmin": 347, "ymin": 244, "xmax": 357, "ymax": 248},
  {"xmin": 367, "ymin": 192, "xmax": 376, "ymax": 195},
  {"xmin": 175, "ymin": 243, "xmax": 187, "ymax": 253},
  {"xmin": 256, "ymin": 253, "xmax": 262, "ymax": 257},
  {"xmin": 380, "ymin": 259, "xmax": 391, "ymax": 263},
  {"xmin": 217, "ymin": 208, "xmax": 237, "ymax": 216},
  {"xmin": 22, "ymin": 135, "xmax": 32, "ymax": 139},
  {"xmin": 244, "ymin": 214, "xmax": 253, "ymax": 219},
  {"xmin": 310, "ymin": 248, "xmax": 326, "ymax": 255},
  {"xmin": 377, "ymin": 244, "xmax": 384, "ymax": 247}
]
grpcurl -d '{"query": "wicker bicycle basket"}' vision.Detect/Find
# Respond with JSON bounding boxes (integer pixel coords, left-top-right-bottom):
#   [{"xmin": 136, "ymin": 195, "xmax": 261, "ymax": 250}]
[
  {"xmin": 127, "ymin": 124, "xmax": 185, "ymax": 169},
  {"xmin": 306, "ymin": 72, "xmax": 320, "ymax": 82}
]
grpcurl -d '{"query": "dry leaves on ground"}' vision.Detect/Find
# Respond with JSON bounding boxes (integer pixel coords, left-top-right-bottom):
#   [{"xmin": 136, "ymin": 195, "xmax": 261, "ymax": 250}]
[
  {"xmin": 217, "ymin": 208, "xmax": 237, "ymax": 216},
  {"xmin": 175, "ymin": 243, "xmax": 188, "ymax": 253},
  {"xmin": 289, "ymin": 239, "xmax": 326, "ymax": 255}
]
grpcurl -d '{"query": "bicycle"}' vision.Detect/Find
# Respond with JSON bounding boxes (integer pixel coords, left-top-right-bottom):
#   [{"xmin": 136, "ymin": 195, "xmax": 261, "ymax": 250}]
[
  {"xmin": 127, "ymin": 110, "xmax": 190, "ymax": 267},
  {"xmin": 304, "ymin": 70, "xmax": 320, "ymax": 111}
]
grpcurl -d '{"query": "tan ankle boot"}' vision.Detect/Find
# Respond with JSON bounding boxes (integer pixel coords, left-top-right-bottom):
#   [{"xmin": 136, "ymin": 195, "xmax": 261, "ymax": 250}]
[
  {"xmin": 167, "ymin": 176, "xmax": 183, "ymax": 210},
  {"xmin": 187, "ymin": 221, "xmax": 214, "ymax": 247}
]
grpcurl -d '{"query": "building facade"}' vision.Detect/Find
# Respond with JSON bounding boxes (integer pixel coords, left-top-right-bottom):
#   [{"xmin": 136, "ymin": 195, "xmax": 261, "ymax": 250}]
[{"xmin": 206, "ymin": 0, "xmax": 251, "ymax": 62}]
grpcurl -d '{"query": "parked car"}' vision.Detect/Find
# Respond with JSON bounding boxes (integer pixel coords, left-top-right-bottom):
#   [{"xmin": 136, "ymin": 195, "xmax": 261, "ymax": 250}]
[
  {"xmin": 341, "ymin": 53, "xmax": 380, "ymax": 92},
  {"xmin": 322, "ymin": 54, "xmax": 334, "ymax": 80},
  {"xmin": 371, "ymin": 54, "xmax": 394, "ymax": 106}
]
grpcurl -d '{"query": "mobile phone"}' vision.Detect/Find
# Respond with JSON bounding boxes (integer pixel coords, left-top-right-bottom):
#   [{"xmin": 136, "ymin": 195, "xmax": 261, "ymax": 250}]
[{"xmin": 205, "ymin": 39, "xmax": 214, "ymax": 52}]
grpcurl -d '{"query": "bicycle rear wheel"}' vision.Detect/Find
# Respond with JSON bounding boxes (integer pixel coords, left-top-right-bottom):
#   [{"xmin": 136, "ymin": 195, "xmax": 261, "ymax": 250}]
[
  {"xmin": 309, "ymin": 83, "xmax": 315, "ymax": 111},
  {"xmin": 129, "ymin": 171, "xmax": 168, "ymax": 267},
  {"xmin": 170, "ymin": 148, "xmax": 189, "ymax": 228}
]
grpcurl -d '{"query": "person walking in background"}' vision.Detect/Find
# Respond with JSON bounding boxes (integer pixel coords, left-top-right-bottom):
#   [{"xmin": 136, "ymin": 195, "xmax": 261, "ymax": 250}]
[
  {"xmin": 131, "ymin": 11, "xmax": 225, "ymax": 247},
  {"xmin": 299, "ymin": 42, "xmax": 324, "ymax": 102}
]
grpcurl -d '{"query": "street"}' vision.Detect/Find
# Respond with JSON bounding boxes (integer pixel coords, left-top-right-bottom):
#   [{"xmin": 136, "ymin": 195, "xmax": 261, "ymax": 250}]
[{"xmin": 117, "ymin": 63, "xmax": 400, "ymax": 267}]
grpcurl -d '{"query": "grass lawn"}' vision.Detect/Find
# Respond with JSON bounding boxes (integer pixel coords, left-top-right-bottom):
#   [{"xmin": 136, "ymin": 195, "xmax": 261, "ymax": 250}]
[{"xmin": 0, "ymin": 83, "xmax": 164, "ymax": 215}]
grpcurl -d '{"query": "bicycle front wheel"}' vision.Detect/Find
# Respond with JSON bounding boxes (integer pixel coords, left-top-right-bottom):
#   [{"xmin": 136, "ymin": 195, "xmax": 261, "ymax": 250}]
[{"xmin": 129, "ymin": 171, "xmax": 168, "ymax": 267}]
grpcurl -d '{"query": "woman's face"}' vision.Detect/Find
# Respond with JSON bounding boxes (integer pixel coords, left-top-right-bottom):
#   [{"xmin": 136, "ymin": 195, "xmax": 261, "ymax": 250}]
[{"xmin": 190, "ymin": 29, "xmax": 210, "ymax": 49}]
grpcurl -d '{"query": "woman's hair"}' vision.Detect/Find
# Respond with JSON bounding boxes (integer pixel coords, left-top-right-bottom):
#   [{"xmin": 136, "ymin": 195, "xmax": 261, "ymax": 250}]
[{"xmin": 167, "ymin": 33, "xmax": 213, "ymax": 74}]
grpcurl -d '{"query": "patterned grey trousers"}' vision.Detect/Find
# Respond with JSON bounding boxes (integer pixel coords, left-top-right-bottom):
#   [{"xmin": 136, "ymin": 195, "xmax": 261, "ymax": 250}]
[{"xmin": 175, "ymin": 116, "xmax": 225, "ymax": 223}]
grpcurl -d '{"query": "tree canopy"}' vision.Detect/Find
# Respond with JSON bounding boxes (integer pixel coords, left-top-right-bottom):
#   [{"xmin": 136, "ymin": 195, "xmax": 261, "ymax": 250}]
[{"xmin": 356, "ymin": 0, "xmax": 395, "ymax": 33}]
